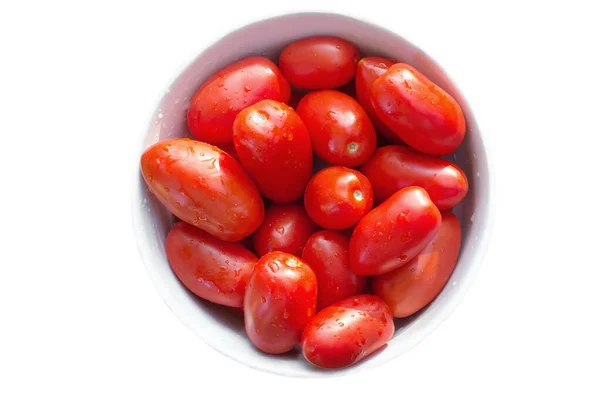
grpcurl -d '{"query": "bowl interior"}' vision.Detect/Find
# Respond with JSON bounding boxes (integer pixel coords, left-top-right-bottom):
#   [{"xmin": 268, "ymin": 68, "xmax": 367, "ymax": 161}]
[{"xmin": 132, "ymin": 12, "xmax": 491, "ymax": 378}]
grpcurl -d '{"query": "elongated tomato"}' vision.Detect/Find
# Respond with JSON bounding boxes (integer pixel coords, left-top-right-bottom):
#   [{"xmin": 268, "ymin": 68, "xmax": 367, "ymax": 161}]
[
  {"xmin": 373, "ymin": 212, "xmax": 462, "ymax": 317},
  {"xmin": 140, "ymin": 138, "xmax": 264, "ymax": 241},
  {"xmin": 166, "ymin": 222, "xmax": 257, "ymax": 307}
]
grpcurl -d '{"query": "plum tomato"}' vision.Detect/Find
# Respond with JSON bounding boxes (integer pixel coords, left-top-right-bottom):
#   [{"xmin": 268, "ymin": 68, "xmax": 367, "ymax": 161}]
[
  {"xmin": 371, "ymin": 63, "xmax": 466, "ymax": 155},
  {"xmin": 296, "ymin": 90, "xmax": 377, "ymax": 167},
  {"xmin": 187, "ymin": 56, "xmax": 291, "ymax": 145},
  {"xmin": 360, "ymin": 145, "xmax": 468, "ymax": 209},
  {"xmin": 279, "ymin": 36, "xmax": 360, "ymax": 90},
  {"xmin": 301, "ymin": 230, "xmax": 367, "ymax": 310},
  {"xmin": 301, "ymin": 294, "xmax": 394, "ymax": 369},
  {"xmin": 244, "ymin": 251, "xmax": 317, "ymax": 354},
  {"xmin": 373, "ymin": 212, "xmax": 462, "ymax": 317},
  {"xmin": 304, "ymin": 166, "xmax": 374, "ymax": 230},
  {"xmin": 165, "ymin": 222, "xmax": 257, "ymax": 308},
  {"xmin": 349, "ymin": 186, "xmax": 441, "ymax": 275},
  {"xmin": 233, "ymin": 99, "xmax": 313, "ymax": 203},
  {"xmin": 253, "ymin": 203, "xmax": 319, "ymax": 257},
  {"xmin": 140, "ymin": 138, "xmax": 264, "ymax": 242}
]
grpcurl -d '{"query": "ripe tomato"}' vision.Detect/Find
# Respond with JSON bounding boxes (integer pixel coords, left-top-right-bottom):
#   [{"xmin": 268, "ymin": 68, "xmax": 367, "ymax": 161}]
[
  {"xmin": 187, "ymin": 57, "xmax": 291, "ymax": 145},
  {"xmin": 301, "ymin": 231, "xmax": 367, "ymax": 310},
  {"xmin": 373, "ymin": 212, "xmax": 462, "ymax": 317},
  {"xmin": 253, "ymin": 203, "xmax": 319, "ymax": 257},
  {"xmin": 304, "ymin": 166, "xmax": 374, "ymax": 230},
  {"xmin": 165, "ymin": 222, "xmax": 257, "ymax": 308},
  {"xmin": 361, "ymin": 145, "xmax": 468, "ymax": 209},
  {"xmin": 349, "ymin": 186, "xmax": 441, "ymax": 275},
  {"xmin": 217, "ymin": 142, "xmax": 239, "ymax": 162},
  {"xmin": 278, "ymin": 36, "xmax": 360, "ymax": 90},
  {"xmin": 296, "ymin": 90, "xmax": 377, "ymax": 167},
  {"xmin": 140, "ymin": 138, "xmax": 264, "ymax": 242},
  {"xmin": 301, "ymin": 295, "xmax": 394, "ymax": 369},
  {"xmin": 233, "ymin": 99, "xmax": 313, "ymax": 203},
  {"xmin": 355, "ymin": 57, "xmax": 402, "ymax": 144},
  {"xmin": 244, "ymin": 251, "xmax": 317, "ymax": 354},
  {"xmin": 371, "ymin": 63, "xmax": 466, "ymax": 155}
]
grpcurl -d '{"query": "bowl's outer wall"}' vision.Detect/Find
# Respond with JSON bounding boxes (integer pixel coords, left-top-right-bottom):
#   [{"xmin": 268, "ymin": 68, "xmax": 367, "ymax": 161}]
[{"xmin": 132, "ymin": 12, "xmax": 492, "ymax": 378}]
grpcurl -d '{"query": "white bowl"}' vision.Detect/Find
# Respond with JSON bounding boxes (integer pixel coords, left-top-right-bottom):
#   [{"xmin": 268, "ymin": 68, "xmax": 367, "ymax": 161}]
[{"xmin": 131, "ymin": 12, "xmax": 494, "ymax": 378}]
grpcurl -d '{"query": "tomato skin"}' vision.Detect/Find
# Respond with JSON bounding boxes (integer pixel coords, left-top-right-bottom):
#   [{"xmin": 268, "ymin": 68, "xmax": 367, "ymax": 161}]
[
  {"xmin": 373, "ymin": 212, "xmax": 461, "ymax": 317},
  {"xmin": 371, "ymin": 63, "xmax": 466, "ymax": 155},
  {"xmin": 304, "ymin": 166, "xmax": 374, "ymax": 230},
  {"xmin": 187, "ymin": 57, "xmax": 291, "ymax": 145},
  {"xmin": 140, "ymin": 138, "xmax": 264, "ymax": 242},
  {"xmin": 165, "ymin": 222, "xmax": 257, "ymax": 307},
  {"xmin": 349, "ymin": 186, "xmax": 442, "ymax": 276},
  {"xmin": 296, "ymin": 90, "xmax": 377, "ymax": 167},
  {"xmin": 244, "ymin": 252, "xmax": 317, "ymax": 354},
  {"xmin": 233, "ymin": 100, "xmax": 313, "ymax": 203},
  {"xmin": 301, "ymin": 295, "xmax": 394, "ymax": 369},
  {"xmin": 253, "ymin": 203, "xmax": 319, "ymax": 257},
  {"xmin": 279, "ymin": 36, "xmax": 360, "ymax": 90},
  {"xmin": 301, "ymin": 231, "xmax": 367, "ymax": 310},
  {"xmin": 360, "ymin": 145, "xmax": 468, "ymax": 209}
]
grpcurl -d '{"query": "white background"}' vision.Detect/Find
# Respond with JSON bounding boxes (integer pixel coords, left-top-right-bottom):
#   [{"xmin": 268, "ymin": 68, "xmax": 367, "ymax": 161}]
[{"xmin": 1, "ymin": 0, "xmax": 599, "ymax": 398}]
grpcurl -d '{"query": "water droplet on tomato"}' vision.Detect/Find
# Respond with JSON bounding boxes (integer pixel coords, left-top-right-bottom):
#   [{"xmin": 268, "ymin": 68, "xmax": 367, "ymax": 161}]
[
  {"xmin": 276, "ymin": 227, "xmax": 285, "ymax": 234},
  {"xmin": 353, "ymin": 190, "xmax": 363, "ymax": 201},
  {"xmin": 260, "ymin": 296, "xmax": 266, "ymax": 303}
]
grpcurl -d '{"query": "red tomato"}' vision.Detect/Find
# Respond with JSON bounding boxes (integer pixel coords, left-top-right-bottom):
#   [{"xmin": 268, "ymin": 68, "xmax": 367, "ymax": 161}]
[
  {"xmin": 233, "ymin": 100, "xmax": 313, "ymax": 203},
  {"xmin": 140, "ymin": 138, "xmax": 264, "ymax": 241},
  {"xmin": 217, "ymin": 142, "xmax": 239, "ymax": 162},
  {"xmin": 187, "ymin": 57, "xmax": 291, "ymax": 145},
  {"xmin": 360, "ymin": 145, "xmax": 468, "ymax": 209},
  {"xmin": 301, "ymin": 295, "xmax": 394, "ymax": 369},
  {"xmin": 253, "ymin": 203, "xmax": 319, "ymax": 257},
  {"xmin": 279, "ymin": 36, "xmax": 360, "ymax": 90},
  {"xmin": 244, "ymin": 251, "xmax": 317, "ymax": 354},
  {"xmin": 349, "ymin": 186, "xmax": 441, "ymax": 275},
  {"xmin": 165, "ymin": 222, "xmax": 257, "ymax": 307},
  {"xmin": 296, "ymin": 90, "xmax": 377, "ymax": 167},
  {"xmin": 371, "ymin": 63, "xmax": 466, "ymax": 155},
  {"xmin": 304, "ymin": 166, "xmax": 374, "ymax": 230},
  {"xmin": 355, "ymin": 57, "xmax": 402, "ymax": 144},
  {"xmin": 373, "ymin": 212, "xmax": 462, "ymax": 317},
  {"xmin": 301, "ymin": 231, "xmax": 367, "ymax": 310}
]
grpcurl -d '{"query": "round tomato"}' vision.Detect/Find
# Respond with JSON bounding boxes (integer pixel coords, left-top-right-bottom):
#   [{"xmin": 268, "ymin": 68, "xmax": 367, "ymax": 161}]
[
  {"xmin": 140, "ymin": 138, "xmax": 264, "ymax": 241},
  {"xmin": 233, "ymin": 99, "xmax": 313, "ymax": 203},
  {"xmin": 253, "ymin": 203, "xmax": 319, "ymax": 257},
  {"xmin": 304, "ymin": 166, "xmax": 374, "ymax": 230},
  {"xmin": 371, "ymin": 63, "xmax": 466, "ymax": 155},
  {"xmin": 301, "ymin": 231, "xmax": 367, "ymax": 310},
  {"xmin": 373, "ymin": 212, "xmax": 462, "ymax": 317},
  {"xmin": 361, "ymin": 145, "xmax": 468, "ymax": 209},
  {"xmin": 166, "ymin": 222, "xmax": 257, "ymax": 307},
  {"xmin": 279, "ymin": 36, "xmax": 360, "ymax": 90},
  {"xmin": 244, "ymin": 252, "xmax": 317, "ymax": 354},
  {"xmin": 301, "ymin": 295, "xmax": 394, "ymax": 369},
  {"xmin": 187, "ymin": 56, "xmax": 291, "ymax": 145},
  {"xmin": 349, "ymin": 186, "xmax": 441, "ymax": 275},
  {"xmin": 296, "ymin": 90, "xmax": 377, "ymax": 167}
]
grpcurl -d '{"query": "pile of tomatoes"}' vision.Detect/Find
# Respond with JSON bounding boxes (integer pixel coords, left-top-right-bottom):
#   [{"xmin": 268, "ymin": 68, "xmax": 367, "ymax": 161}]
[{"xmin": 140, "ymin": 36, "xmax": 468, "ymax": 369}]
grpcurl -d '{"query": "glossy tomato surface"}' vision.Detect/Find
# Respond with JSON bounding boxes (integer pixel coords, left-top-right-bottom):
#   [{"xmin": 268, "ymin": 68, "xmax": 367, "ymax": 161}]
[
  {"xmin": 233, "ymin": 99, "xmax": 313, "ymax": 203},
  {"xmin": 140, "ymin": 138, "xmax": 264, "ymax": 241},
  {"xmin": 166, "ymin": 222, "xmax": 257, "ymax": 307},
  {"xmin": 244, "ymin": 252, "xmax": 317, "ymax": 354},
  {"xmin": 304, "ymin": 166, "xmax": 374, "ymax": 230},
  {"xmin": 349, "ymin": 186, "xmax": 441, "ymax": 275},
  {"xmin": 279, "ymin": 36, "xmax": 360, "ymax": 90},
  {"xmin": 296, "ymin": 90, "xmax": 376, "ymax": 167},
  {"xmin": 301, "ymin": 295, "xmax": 394, "ymax": 369},
  {"xmin": 373, "ymin": 212, "xmax": 462, "ymax": 317},
  {"xmin": 187, "ymin": 57, "xmax": 291, "ymax": 145},
  {"xmin": 301, "ymin": 230, "xmax": 367, "ymax": 310},
  {"xmin": 371, "ymin": 63, "xmax": 466, "ymax": 155},
  {"xmin": 253, "ymin": 203, "xmax": 318, "ymax": 257},
  {"xmin": 361, "ymin": 145, "xmax": 468, "ymax": 209}
]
